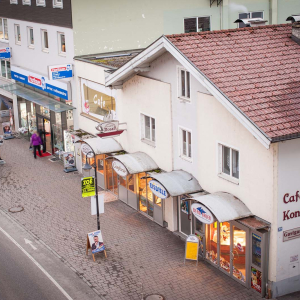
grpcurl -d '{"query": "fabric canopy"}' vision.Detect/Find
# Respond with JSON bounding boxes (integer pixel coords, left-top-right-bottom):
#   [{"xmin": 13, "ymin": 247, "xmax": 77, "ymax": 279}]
[
  {"xmin": 82, "ymin": 137, "xmax": 123, "ymax": 155},
  {"xmin": 147, "ymin": 170, "xmax": 202, "ymax": 196},
  {"xmin": 189, "ymin": 192, "xmax": 252, "ymax": 222}
]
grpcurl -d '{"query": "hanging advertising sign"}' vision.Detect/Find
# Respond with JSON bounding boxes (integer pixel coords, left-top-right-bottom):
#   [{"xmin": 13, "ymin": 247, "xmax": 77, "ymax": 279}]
[
  {"xmin": 191, "ymin": 203, "xmax": 214, "ymax": 224},
  {"xmin": 185, "ymin": 234, "xmax": 199, "ymax": 264},
  {"xmin": 148, "ymin": 180, "xmax": 169, "ymax": 199},
  {"xmin": 112, "ymin": 160, "xmax": 128, "ymax": 177},
  {"xmin": 48, "ymin": 64, "xmax": 73, "ymax": 80},
  {"xmin": 0, "ymin": 47, "xmax": 11, "ymax": 59},
  {"xmin": 96, "ymin": 121, "xmax": 119, "ymax": 133},
  {"xmin": 81, "ymin": 176, "xmax": 95, "ymax": 197},
  {"xmin": 11, "ymin": 66, "xmax": 69, "ymax": 100}
]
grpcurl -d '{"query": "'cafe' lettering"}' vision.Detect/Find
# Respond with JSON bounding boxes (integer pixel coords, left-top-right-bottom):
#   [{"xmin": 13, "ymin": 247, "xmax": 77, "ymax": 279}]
[{"xmin": 283, "ymin": 191, "xmax": 300, "ymax": 221}]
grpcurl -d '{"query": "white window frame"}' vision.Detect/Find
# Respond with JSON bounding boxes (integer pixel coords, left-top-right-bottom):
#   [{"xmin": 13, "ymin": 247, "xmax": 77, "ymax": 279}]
[
  {"xmin": 27, "ymin": 27, "xmax": 34, "ymax": 49},
  {"xmin": 41, "ymin": 29, "xmax": 49, "ymax": 52},
  {"xmin": 57, "ymin": 32, "xmax": 66, "ymax": 56},
  {"xmin": 0, "ymin": 18, "xmax": 9, "ymax": 42},
  {"xmin": 0, "ymin": 60, "xmax": 11, "ymax": 79},
  {"xmin": 36, "ymin": 0, "xmax": 46, "ymax": 6},
  {"xmin": 53, "ymin": 0, "xmax": 63, "ymax": 8},
  {"xmin": 10, "ymin": 0, "xmax": 18, "ymax": 4},
  {"xmin": 183, "ymin": 16, "xmax": 211, "ymax": 33},
  {"xmin": 177, "ymin": 66, "xmax": 191, "ymax": 102},
  {"xmin": 238, "ymin": 11, "xmax": 264, "ymax": 28},
  {"xmin": 218, "ymin": 143, "xmax": 239, "ymax": 184},
  {"xmin": 140, "ymin": 113, "xmax": 156, "ymax": 147},
  {"xmin": 22, "ymin": 0, "xmax": 31, "ymax": 5},
  {"xmin": 15, "ymin": 24, "xmax": 21, "ymax": 45},
  {"xmin": 179, "ymin": 127, "xmax": 192, "ymax": 162}
]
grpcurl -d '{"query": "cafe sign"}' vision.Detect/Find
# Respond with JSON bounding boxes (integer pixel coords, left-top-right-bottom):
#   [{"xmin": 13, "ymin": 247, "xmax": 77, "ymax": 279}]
[
  {"xmin": 191, "ymin": 203, "xmax": 214, "ymax": 224},
  {"xmin": 148, "ymin": 180, "xmax": 169, "ymax": 199},
  {"xmin": 81, "ymin": 144, "xmax": 94, "ymax": 158},
  {"xmin": 112, "ymin": 160, "xmax": 128, "ymax": 177},
  {"xmin": 96, "ymin": 121, "xmax": 119, "ymax": 133}
]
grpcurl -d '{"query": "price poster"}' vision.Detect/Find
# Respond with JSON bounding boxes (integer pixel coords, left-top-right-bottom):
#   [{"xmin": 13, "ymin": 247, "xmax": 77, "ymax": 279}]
[
  {"xmin": 185, "ymin": 234, "xmax": 199, "ymax": 264},
  {"xmin": 81, "ymin": 176, "xmax": 95, "ymax": 197}
]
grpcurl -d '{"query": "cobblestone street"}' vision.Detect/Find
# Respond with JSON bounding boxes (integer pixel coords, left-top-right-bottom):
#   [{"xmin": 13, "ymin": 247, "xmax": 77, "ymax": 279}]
[{"xmin": 0, "ymin": 138, "xmax": 276, "ymax": 299}]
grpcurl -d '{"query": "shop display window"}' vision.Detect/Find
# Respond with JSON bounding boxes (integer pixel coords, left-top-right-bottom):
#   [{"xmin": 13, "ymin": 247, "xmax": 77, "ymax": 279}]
[
  {"xmin": 119, "ymin": 176, "xmax": 126, "ymax": 188},
  {"xmin": 40, "ymin": 105, "xmax": 50, "ymax": 118},
  {"xmin": 64, "ymin": 130, "xmax": 75, "ymax": 152},
  {"xmin": 195, "ymin": 218, "xmax": 204, "ymax": 233},
  {"xmin": 19, "ymin": 102, "xmax": 28, "ymax": 129},
  {"xmin": 138, "ymin": 173, "xmax": 154, "ymax": 217},
  {"xmin": 233, "ymin": 225, "xmax": 246, "ymax": 283},
  {"xmin": 154, "ymin": 195, "xmax": 162, "ymax": 207},
  {"xmin": 220, "ymin": 222, "xmax": 231, "ymax": 273},
  {"xmin": 128, "ymin": 174, "xmax": 135, "ymax": 193},
  {"xmin": 53, "ymin": 123, "xmax": 64, "ymax": 152},
  {"xmin": 96, "ymin": 155, "xmax": 104, "ymax": 174},
  {"xmin": 206, "ymin": 222, "xmax": 218, "ymax": 265}
]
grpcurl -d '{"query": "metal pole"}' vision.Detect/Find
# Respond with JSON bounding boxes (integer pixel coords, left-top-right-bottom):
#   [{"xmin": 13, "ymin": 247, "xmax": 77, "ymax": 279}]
[{"xmin": 94, "ymin": 163, "xmax": 100, "ymax": 230}]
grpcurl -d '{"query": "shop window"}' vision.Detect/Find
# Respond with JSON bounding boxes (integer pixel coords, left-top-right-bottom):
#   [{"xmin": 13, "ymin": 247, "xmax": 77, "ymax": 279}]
[
  {"xmin": 19, "ymin": 102, "xmax": 28, "ymax": 129},
  {"xmin": 206, "ymin": 222, "xmax": 218, "ymax": 265},
  {"xmin": 36, "ymin": 0, "xmax": 46, "ymax": 6},
  {"xmin": 127, "ymin": 174, "xmax": 135, "ymax": 193},
  {"xmin": 154, "ymin": 195, "xmax": 162, "ymax": 207},
  {"xmin": 220, "ymin": 222, "xmax": 231, "ymax": 273},
  {"xmin": 40, "ymin": 106, "xmax": 50, "ymax": 118},
  {"xmin": 22, "ymin": 0, "xmax": 31, "ymax": 5},
  {"xmin": 0, "ymin": 18, "xmax": 9, "ymax": 40},
  {"xmin": 97, "ymin": 155, "xmax": 104, "ymax": 174},
  {"xmin": 15, "ymin": 24, "xmax": 21, "ymax": 45},
  {"xmin": 119, "ymin": 176, "xmax": 126, "ymax": 188},
  {"xmin": 41, "ymin": 29, "xmax": 49, "ymax": 52},
  {"xmin": 141, "ymin": 114, "xmax": 155, "ymax": 145},
  {"xmin": 58, "ymin": 32, "xmax": 66, "ymax": 55},
  {"xmin": 184, "ymin": 16, "xmax": 210, "ymax": 33},
  {"xmin": 195, "ymin": 218, "xmax": 204, "ymax": 233},
  {"xmin": 27, "ymin": 27, "xmax": 34, "ymax": 48},
  {"xmin": 53, "ymin": 0, "xmax": 63, "ymax": 8},
  {"xmin": 238, "ymin": 12, "xmax": 263, "ymax": 28},
  {"xmin": 180, "ymin": 128, "xmax": 192, "ymax": 160},
  {"xmin": 0, "ymin": 60, "xmax": 11, "ymax": 79},
  {"xmin": 138, "ymin": 173, "xmax": 154, "ymax": 217},
  {"xmin": 178, "ymin": 68, "xmax": 190, "ymax": 100},
  {"xmin": 219, "ymin": 144, "xmax": 239, "ymax": 182},
  {"xmin": 233, "ymin": 225, "xmax": 246, "ymax": 282}
]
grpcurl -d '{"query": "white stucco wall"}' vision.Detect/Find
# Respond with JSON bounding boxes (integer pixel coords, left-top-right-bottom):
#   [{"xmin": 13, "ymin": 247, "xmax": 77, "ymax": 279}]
[
  {"xmin": 275, "ymin": 139, "xmax": 300, "ymax": 294},
  {"xmin": 116, "ymin": 75, "xmax": 172, "ymax": 172}
]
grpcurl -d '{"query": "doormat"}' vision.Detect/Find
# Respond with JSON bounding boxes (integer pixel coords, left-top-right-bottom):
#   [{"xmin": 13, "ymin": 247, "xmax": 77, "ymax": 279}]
[
  {"xmin": 36, "ymin": 151, "xmax": 51, "ymax": 158},
  {"xmin": 49, "ymin": 157, "xmax": 60, "ymax": 162}
]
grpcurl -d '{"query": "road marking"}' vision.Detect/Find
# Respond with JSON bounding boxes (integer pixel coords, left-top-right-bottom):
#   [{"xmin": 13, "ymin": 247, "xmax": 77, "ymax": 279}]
[
  {"xmin": 24, "ymin": 238, "xmax": 37, "ymax": 250},
  {"xmin": 0, "ymin": 226, "xmax": 73, "ymax": 300}
]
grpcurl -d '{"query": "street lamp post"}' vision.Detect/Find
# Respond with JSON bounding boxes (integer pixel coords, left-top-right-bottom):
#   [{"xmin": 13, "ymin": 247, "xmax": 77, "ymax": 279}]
[{"xmin": 82, "ymin": 150, "xmax": 100, "ymax": 230}]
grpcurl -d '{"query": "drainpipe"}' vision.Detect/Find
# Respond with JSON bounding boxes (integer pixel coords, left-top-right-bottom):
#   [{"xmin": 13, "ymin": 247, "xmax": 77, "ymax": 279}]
[{"xmin": 270, "ymin": 0, "xmax": 278, "ymax": 25}]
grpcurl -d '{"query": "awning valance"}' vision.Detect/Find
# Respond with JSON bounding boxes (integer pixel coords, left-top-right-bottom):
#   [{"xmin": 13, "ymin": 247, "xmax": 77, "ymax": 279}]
[
  {"xmin": 147, "ymin": 170, "xmax": 202, "ymax": 196},
  {"xmin": 0, "ymin": 83, "xmax": 75, "ymax": 113},
  {"xmin": 112, "ymin": 152, "xmax": 159, "ymax": 174},
  {"xmin": 189, "ymin": 192, "xmax": 252, "ymax": 222},
  {"xmin": 82, "ymin": 137, "xmax": 123, "ymax": 155}
]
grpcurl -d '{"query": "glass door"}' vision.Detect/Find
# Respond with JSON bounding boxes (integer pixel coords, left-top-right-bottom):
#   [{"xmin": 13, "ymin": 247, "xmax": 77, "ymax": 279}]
[
  {"xmin": 138, "ymin": 174, "xmax": 154, "ymax": 218},
  {"xmin": 179, "ymin": 196, "xmax": 192, "ymax": 236},
  {"xmin": 106, "ymin": 159, "xmax": 118, "ymax": 195}
]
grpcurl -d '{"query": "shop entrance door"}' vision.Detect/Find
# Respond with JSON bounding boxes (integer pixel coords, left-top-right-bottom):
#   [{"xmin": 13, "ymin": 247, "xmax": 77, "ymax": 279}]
[
  {"xmin": 37, "ymin": 115, "xmax": 52, "ymax": 153},
  {"xmin": 179, "ymin": 197, "xmax": 192, "ymax": 236},
  {"xmin": 106, "ymin": 159, "xmax": 118, "ymax": 195}
]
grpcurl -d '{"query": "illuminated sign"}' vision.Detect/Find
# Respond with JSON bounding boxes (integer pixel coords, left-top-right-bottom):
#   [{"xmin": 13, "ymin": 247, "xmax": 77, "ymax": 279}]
[{"xmin": 191, "ymin": 203, "xmax": 214, "ymax": 224}]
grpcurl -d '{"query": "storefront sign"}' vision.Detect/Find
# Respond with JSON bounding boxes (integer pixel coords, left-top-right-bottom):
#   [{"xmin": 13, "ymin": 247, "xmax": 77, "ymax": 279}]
[
  {"xmin": 48, "ymin": 64, "xmax": 73, "ymax": 80},
  {"xmin": 81, "ymin": 144, "xmax": 94, "ymax": 158},
  {"xmin": 81, "ymin": 176, "xmax": 95, "ymax": 197},
  {"xmin": 148, "ymin": 180, "xmax": 169, "ymax": 199},
  {"xmin": 191, "ymin": 203, "xmax": 214, "ymax": 224},
  {"xmin": 185, "ymin": 234, "xmax": 199, "ymax": 262},
  {"xmin": 0, "ymin": 47, "xmax": 11, "ymax": 59},
  {"xmin": 96, "ymin": 121, "xmax": 119, "ymax": 133},
  {"xmin": 11, "ymin": 66, "xmax": 69, "ymax": 100},
  {"xmin": 112, "ymin": 160, "xmax": 128, "ymax": 177},
  {"xmin": 283, "ymin": 227, "xmax": 300, "ymax": 242},
  {"xmin": 81, "ymin": 78, "xmax": 116, "ymax": 121}
]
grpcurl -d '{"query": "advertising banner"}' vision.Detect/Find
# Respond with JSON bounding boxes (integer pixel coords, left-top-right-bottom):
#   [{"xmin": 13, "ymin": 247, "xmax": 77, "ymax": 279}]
[
  {"xmin": 11, "ymin": 66, "xmax": 69, "ymax": 100},
  {"xmin": 88, "ymin": 230, "xmax": 105, "ymax": 254},
  {"xmin": 63, "ymin": 152, "xmax": 76, "ymax": 168},
  {"xmin": 0, "ymin": 47, "xmax": 11, "ymax": 59},
  {"xmin": 185, "ymin": 235, "xmax": 199, "ymax": 263},
  {"xmin": 48, "ymin": 64, "xmax": 73, "ymax": 80},
  {"xmin": 81, "ymin": 176, "xmax": 95, "ymax": 197}
]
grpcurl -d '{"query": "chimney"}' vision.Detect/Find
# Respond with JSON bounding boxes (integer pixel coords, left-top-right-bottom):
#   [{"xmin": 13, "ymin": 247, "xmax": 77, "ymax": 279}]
[{"xmin": 292, "ymin": 21, "xmax": 300, "ymax": 45}]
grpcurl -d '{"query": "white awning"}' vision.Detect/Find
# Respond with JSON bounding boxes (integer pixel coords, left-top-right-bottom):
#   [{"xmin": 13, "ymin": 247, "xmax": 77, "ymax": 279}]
[
  {"xmin": 82, "ymin": 137, "xmax": 123, "ymax": 155},
  {"xmin": 147, "ymin": 170, "xmax": 202, "ymax": 196},
  {"xmin": 113, "ymin": 152, "xmax": 159, "ymax": 174},
  {"xmin": 189, "ymin": 192, "xmax": 252, "ymax": 222}
]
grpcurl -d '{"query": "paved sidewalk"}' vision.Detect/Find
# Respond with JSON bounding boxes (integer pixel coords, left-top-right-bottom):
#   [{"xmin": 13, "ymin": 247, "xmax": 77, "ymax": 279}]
[{"xmin": 0, "ymin": 138, "xmax": 291, "ymax": 300}]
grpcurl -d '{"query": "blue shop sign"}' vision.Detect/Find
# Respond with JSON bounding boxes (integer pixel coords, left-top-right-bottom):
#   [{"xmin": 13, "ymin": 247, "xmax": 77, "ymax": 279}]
[
  {"xmin": 148, "ymin": 180, "xmax": 169, "ymax": 199},
  {"xmin": 48, "ymin": 64, "xmax": 73, "ymax": 80},
  {"xmin": 0, "ymin": 47, "xmax": 11, "ymax": 59}
]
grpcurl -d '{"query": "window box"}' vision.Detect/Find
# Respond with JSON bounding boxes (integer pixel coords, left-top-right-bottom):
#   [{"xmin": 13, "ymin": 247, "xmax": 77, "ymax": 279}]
[
  {"xmin": 218, "ymin": 144, "xmax": 239, "ymax": 184},
  {"xmin": 141, "ymin": 114, "xmax": 155, "ymax": 146}
]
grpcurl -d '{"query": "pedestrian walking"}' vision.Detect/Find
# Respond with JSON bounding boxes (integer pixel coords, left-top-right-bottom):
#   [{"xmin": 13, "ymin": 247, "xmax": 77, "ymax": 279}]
[{"xmin": 30, "ymin": 131, "xmax": 42, "ymax": 159}]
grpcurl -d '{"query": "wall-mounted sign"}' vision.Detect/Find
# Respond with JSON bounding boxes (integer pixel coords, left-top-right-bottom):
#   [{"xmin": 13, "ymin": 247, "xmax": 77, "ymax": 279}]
[
  {"xmin": 11, "ymin": 66, "xmax": 69, "ymax": 100},
  {"xmin": 112, "ymin": 160, "xmax": 128, "ymax": 177},
  {"xmin": 185, "ymin": 234, "xmax": 199, "ymax": 263},
  {"xmin": 283, "ymin": 227, "xmax": 300, "ymax": 242},
  {"xmin": 81, "ymin": 176, "xmax": 95, "ymax": 197},
  {"xmin": 96, "ymin": 121, "xmax": 119, "ymax": 133},
  {"xmin": 81, "ymin": 79, "xmax": 116, "ymax": 121},
  {"xmin": 0, "ymin": 47, "xmax": 11, "ymax": 59},
  {"xmin": 48, "ymin": 64, "xmax": 73, "ymax": 80},
  {"xmin": 148, "ymin": 180, "xmax": 169, "ymax": 199},
  {"xmin": 81, "ymin": 144, "xmax": 94, "ymax": 158},
  {"xmin": 191, "ymin": 203, "xmax": 214, "ymax": 224}
]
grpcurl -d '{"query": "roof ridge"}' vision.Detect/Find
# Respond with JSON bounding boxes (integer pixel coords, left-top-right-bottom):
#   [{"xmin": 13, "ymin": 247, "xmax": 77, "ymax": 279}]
[{"xmin": 165, "ymin": 23, "xmax": 291, "ymax": 38}]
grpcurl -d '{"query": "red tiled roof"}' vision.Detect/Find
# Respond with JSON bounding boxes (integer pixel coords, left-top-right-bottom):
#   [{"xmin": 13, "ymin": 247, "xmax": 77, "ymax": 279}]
[{"xmin": 166, "ymin": 24, "xmax": 300, "ymax": 141}]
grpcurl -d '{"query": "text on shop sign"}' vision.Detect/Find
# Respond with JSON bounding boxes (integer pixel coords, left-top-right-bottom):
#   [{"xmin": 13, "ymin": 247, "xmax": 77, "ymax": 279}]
[
  {"xmin": 148, "ymin": 180, "xmax": 168, "ymax": 199},
  {"xmin": 283, "ymin": 191, "xmax": 300, "ymax": 221},
  {"xmin": 191, "ymin": 203, "xmax": 214, "ymax": 224}
]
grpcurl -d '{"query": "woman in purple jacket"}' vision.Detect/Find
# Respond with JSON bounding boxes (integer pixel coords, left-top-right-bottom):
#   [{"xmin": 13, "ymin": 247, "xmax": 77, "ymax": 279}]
[{"xmin": 30, "ymin": 131, "xmax": 42, "ymax": 159}]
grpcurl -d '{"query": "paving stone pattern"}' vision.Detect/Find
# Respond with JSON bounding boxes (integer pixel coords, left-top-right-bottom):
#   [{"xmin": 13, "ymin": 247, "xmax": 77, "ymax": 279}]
[{"xmin": 0, "ymin": 139, "xmax": 274, "ymax": 299}]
